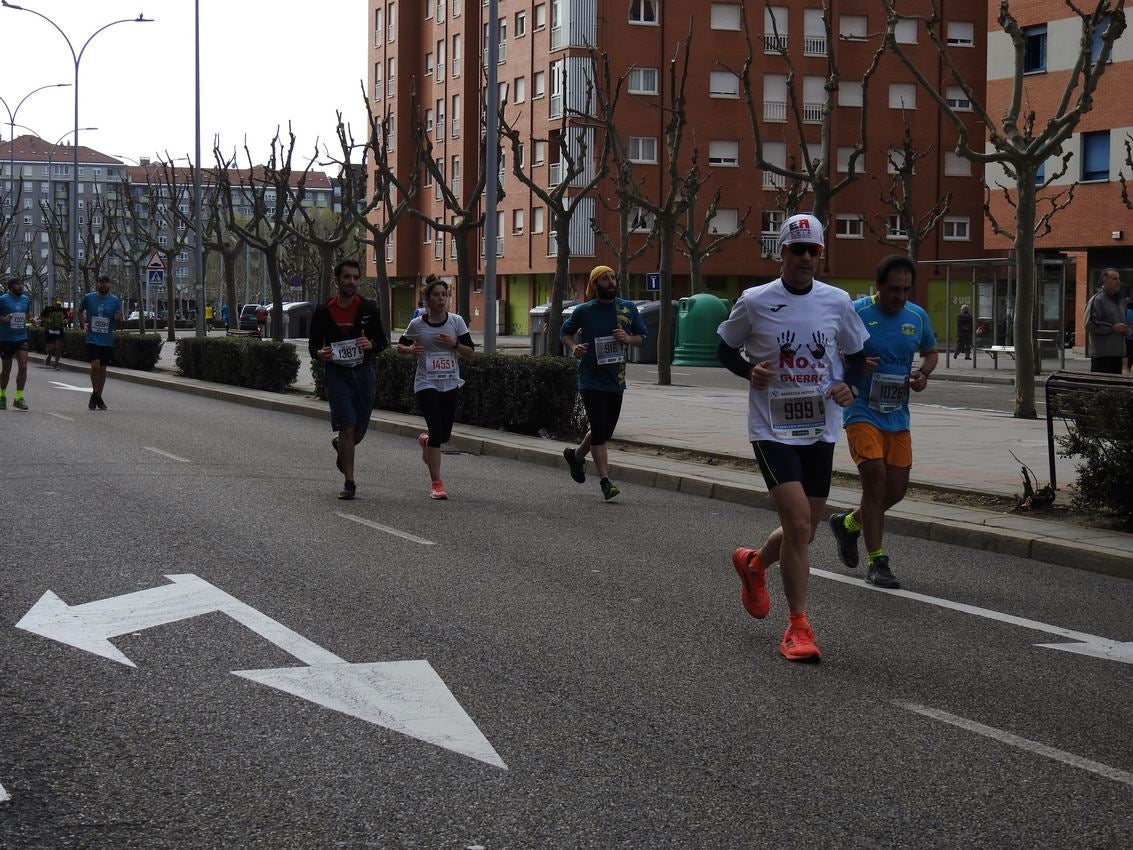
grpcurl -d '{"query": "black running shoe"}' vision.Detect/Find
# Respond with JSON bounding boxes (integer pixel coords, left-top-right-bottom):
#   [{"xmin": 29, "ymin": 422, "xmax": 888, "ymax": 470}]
[
  {"xmin": 88, "ymin": 393, "xmax": 98, "ymax": 411},
  {"xmin": 95, "ymin": 394, "xmax": 108, "ymax": 411},
  {"xmin": 332, "ymin": 435, "xmax": 342, "ymax": 472},
  {"xmin": 866, "ymin": 555, "xmax": 900, "ymax": 589},
  {"xmin": 828, "ymin": 511, "xmax": 860, "ymax": 569},
  {"xmin": 600, "ymin": 478, "xmax": 621, "ymax": 501},
  {"xmin": 563, "ymin": 447, "xmax": 586, "ymax": 483},
  {"xmin": 337, "ymin": 481, "xmax": 356, "ymax": 500}
]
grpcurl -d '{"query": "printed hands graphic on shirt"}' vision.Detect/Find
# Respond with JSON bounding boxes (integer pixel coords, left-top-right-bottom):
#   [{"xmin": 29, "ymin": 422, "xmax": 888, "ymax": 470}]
[
  {"xmin": 777, "ymin": 330, "xmax": 799, "ymax": 356},
  {"xmin": 807, "ymin": 331, "xmax": 828, "ymax": 360}
]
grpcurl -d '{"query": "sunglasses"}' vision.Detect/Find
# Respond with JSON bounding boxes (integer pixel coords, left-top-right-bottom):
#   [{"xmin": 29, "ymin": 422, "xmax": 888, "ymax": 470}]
[{"xmin": 787, "ymin": 244, "xmax": 822, "ymax": 257}]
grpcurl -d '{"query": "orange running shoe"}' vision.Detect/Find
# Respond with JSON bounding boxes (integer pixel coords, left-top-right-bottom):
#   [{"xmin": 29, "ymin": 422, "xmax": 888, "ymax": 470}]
[
  {"xmin": 430, "ymin": 479, "xmax": 448, "ymax": 500},
  {"xmin": 779, "ymin": 623, "xmax": 822, "ymax": 662},
  {"xmin": 731, "ymin": 548, "xmax": 770, "ymax": 619}
]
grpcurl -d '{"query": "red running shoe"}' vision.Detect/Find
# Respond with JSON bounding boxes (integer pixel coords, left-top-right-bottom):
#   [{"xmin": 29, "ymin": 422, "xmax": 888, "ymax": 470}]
[
  {"xmin": 731, "ymin": 548, "xmax": 770, "ymax": 619},
  {"xmin": 779, "ymin": 623, "xmax": 822, "ymax": 662},
  {"xmin": 430, "ymin": 479, "xmax": 448, "ymax": 500}
]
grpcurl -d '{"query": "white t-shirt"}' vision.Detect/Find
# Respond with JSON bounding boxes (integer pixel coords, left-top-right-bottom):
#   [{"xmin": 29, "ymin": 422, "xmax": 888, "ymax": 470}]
[
  {"xmin": 405, "ymin": 312, "xmax": 471, "ymax": 393},
  {"xmin": 717, "ymin": 278, "xmax": 869, "ymax": 444}
]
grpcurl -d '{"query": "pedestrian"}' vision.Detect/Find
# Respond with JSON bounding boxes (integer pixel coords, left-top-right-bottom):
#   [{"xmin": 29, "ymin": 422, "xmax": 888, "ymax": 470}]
[
  {"xmin": 828, "ymin": 255, "xmax": 938, "ymax": 590},
  {"xmin": 221, "ymin": 303, "xmax": 229, "ymax": 330},
  {"xmin": 79, "ymin": 274, "xmax": 123, "ymax": 411},
  {"xmin": 716, "ymin": 213, "xmax": 869, "ymax": 662},
  {"xmin": 40, "ymin": 296, "xmax": 67, "ymax": 370},
  {"xmin": 396, "ymin": 277, "xmax": 475, "ymax": 500},
  {"xmin": 1083, "ymin": 268, "xmax": 1128, "ymax": 375},
  {"xmin": 309, "ymin": 259, "xmax": 388, "ymax": 500},
  {"xmin": 0, "ymin": 277, "xmax": 32, "ymax": 410},
  {"xmin": 205, "ymin": 304, "xmax": 214, "ymax": 334},
  {"xmin": 954, "ymin": 304, "xmax": 972, "ymax": 359},
  {"xmin": 560, "ymin": 265, "xmax": 647, "ymax": 501},
  {"xmin": 256, "ymin": 305, "xmax": 267, "ymax": 337}
]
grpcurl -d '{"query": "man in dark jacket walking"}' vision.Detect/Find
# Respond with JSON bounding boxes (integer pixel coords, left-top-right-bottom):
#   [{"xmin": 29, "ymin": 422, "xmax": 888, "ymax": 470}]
[
  {"xmin": 309, "ymin": 259, "xmax": 388, "ymax": 499},
  {"xmin": 954, "ymin": 304, "xmax": 972, "ymax": 359}
]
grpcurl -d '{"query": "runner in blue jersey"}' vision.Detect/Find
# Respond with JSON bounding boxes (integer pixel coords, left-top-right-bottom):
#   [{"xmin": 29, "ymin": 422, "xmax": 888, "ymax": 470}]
[
  {"xmin": 560, "ymin": 265, "xmax": 647, "ymax": 501},
  {"xmin": 79, "ymin": 274, "xmax": 123, "ymax": 411},
  {"xmin": 828, "ymin": 255, "xmax": 938, "ymax": 589},
  {"xmin": 0, "ymin": 277, "xmax": 32, "ymax": 410}
]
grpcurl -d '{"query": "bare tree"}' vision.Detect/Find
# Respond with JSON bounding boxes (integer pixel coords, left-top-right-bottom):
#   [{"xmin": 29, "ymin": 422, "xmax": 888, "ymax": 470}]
[
  {"xmin": 675, "ymin": 145, "xmax": 752, "ymax": 293},
  {"xmin": 1119, "ymin": 132, "xmax": 1133, "ymax": 208},
  {"xmin": 882, "ymin": 0, "xmax": 1126, "ymax": 418},
  {"xmin": 198, "ymin": 145, "xmax": 247, "ymax": 332}
]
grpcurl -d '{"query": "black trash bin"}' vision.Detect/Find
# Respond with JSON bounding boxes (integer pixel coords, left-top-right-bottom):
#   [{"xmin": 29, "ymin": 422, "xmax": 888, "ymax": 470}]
[{"xmin": 529, "ymin": 300, "xmax": 578, "ymax": 354}]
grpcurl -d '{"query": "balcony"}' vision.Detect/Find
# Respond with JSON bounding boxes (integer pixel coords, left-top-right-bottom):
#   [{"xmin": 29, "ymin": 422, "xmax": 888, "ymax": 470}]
[
  {"xmin": 763, "ymin": 33, "xmax": 788, "ymax": 53},
  {"xmin": 760, "ymin": 233, "xmax": 779, "ymax": 257},
  {"xmin": 548, "ymin": 161, "xmax": 563, "ymax": 186},
  {"xmin": 452, "ymin": 118, "xmax": 461, "ymax": 137},
  {"xmin": 763, "ymin": 101, "xmax": 787, "ymax": 122},
  {"xmin": 803, "ymin": 102, "xmax": 825, "ymax": 123},
  {"xmin": 803, "ymin": 35, "xmax": 827, "ymax": 56},
  {"xmin": 387, "ymin": 78, "xmax": 395, "ymax": 97},
  {"xmin": 762, "ymin": 172, "xmax": 785, "ymax": 190},
  {"xmin": 551, "ymin": 25, "xmax": 565, "ymax": 50},
  {"xmin": 436, "ymin": 118, "xmax": 445, "ymax": 139},
  {"xmin": 452, "ymin": 58, "xmax": 460, "ymax": 77}
]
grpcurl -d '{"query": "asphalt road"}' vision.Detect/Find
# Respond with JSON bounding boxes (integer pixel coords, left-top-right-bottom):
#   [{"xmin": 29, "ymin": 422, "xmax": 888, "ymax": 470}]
[{"xmin": 2, "ymin": 377, "xmax": 1131, "ymax": 848}]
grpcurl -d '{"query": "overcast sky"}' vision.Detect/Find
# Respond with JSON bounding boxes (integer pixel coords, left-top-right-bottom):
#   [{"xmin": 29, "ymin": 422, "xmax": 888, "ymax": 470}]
[{"xmin": 0, "ymin": 0, "xmax": 368, "ymax": 171}]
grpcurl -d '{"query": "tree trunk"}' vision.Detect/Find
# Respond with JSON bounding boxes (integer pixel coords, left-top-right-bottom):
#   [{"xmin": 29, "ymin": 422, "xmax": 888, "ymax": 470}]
[
  {"xmin": 454, "ymin": 231, "xmax": 471, "ymax": 322},
  {"xmin": 549, "ymin": 224, "xmax": 572, "ymax": 357},
  {"xmin": 317, "ymin": 243, "xmax": 335, "ymax": 305},
  {"xmin": 656, "ymin": 219, "xmax": 675, "ymax": 386},
  {"xmin": 266, "ymin": 249, "xmax": 284, "ymax": 341},
  {"xmin": 689, "ymin": 251, "xmax": 703, "ymax": 294},
  {"xmin": 1013, "ymin": 177, "xmax": 1038, "ymax": 419},
  {"xmin": 373, "ymin": 263, "xmax": 392, "ymax": 343},
  {"xmin": 223, "ymin": 252, "xmax": 239, "ymax": 333},
  {"xmin": 164, "ymin": 250, "xmax": 177, "ymax": 342}
]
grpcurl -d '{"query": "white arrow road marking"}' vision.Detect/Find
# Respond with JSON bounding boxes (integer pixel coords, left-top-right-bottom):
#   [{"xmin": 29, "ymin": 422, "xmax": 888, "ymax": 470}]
[
  {"xmin": 15, "ymin": 574, "xmax": 503, "ymax": 768},
  {"xmin": 233, "ymin": 661, "xmax": 507, "ymax": 769},
  {"xmin": 813, "ymin": 569, "xmax": 1133, "ymax": 665},
  {"xmin": 48, "ymin": 381, "xmax": 90, "ymax": 393},
  {"xmin": 897, "ymin": 702, "xmax": 1133, "ymax": 788},
  {"xmin": 0, "ymin": 782, "xmax": 9, "ymax": 802},
  {"xmin": 46, "ymin": 411, "xmax": 75, "ymax": 421},
  {"xmin": 337, "ymin": 512, "xmax": 436, "ymax": 546},
  {"xmin": 143, "ymin": 447, "xmax": 191, "ymax": 463}
]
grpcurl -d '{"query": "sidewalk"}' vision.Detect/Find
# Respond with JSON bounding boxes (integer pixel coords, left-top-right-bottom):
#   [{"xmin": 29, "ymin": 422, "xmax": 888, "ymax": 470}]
[{"xmin": 99, "ymin": 331, "xmax": 1130, "ymax": 578}]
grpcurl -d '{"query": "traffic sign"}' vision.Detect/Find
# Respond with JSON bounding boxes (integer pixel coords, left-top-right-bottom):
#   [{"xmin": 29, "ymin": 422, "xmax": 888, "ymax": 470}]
[
  {"xmin": 288, "ymin": 273, "xmax": 302, "ymax": 289},
  {"xmin": 147, "ymin": 269, "xmax": 165, "ymax": 286},
  {"xmin": 146, "ymin": 251, "xmax": 165, "ymax": 271},
  {"xmin": 646, "ymin": 272, "xmax": 661, "ymax": 292}
]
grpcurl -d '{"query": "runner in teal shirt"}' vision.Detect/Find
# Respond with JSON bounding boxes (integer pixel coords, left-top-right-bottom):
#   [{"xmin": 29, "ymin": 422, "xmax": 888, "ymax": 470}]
[
  {"xmin": 79, "ymin": 274, "xmax": 123, "ymax": 411},
  {"xmin": 0, "ymin": 277, "xmax": 32, "ymax": 410}
]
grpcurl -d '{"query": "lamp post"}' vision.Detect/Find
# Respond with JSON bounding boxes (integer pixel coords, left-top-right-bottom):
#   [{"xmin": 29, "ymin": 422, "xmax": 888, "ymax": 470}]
[
  {"xmin": 1, "ymin": 1, "xmax": 152, "ymax": 320},
  {"xmin": 1, "ymin": 82, "xmax": 70, "ymax": 274},
  {"xmin": 193, "ymin": 0, "xmax": 205, "ymax": 337}
]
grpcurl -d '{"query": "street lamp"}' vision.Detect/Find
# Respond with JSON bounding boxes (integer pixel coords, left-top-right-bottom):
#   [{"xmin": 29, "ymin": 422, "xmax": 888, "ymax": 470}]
[
  {"xmin": 1, "ymin": 81, "xmax": 70, "ymax": 273},
  {"xmin": 1, "ymin": 1, "xmax": 152, "ymax": 317}
]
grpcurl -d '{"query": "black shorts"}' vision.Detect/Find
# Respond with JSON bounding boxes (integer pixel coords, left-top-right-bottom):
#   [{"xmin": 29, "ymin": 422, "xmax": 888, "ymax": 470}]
[
  {"xmin": 416, "ymin": 388, "xmax": 459, "ymax": 447},
  {"xmin": 752, "ymin": 440, "xmax": 836, "ymax": 498},
  {"xmin": 581, "ymin": 389, "xmax": 624, "ymax": 446},
  {"xmin": 86, "ymin": 344, "xmax": 114, "ymax": 365},
  {"xmin": 0, "ymin": 340, "xmax": 30, "ymax": 359}
]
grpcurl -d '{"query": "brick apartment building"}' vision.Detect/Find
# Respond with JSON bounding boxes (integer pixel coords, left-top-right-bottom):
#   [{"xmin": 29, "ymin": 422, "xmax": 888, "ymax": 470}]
[
  {"xmin": 368, "ymin": 0, "xmax": 990, "ymax": 334},
  {"xmin": 984, "ymin": 0, "xmax": 1133, "ymax": 349}
]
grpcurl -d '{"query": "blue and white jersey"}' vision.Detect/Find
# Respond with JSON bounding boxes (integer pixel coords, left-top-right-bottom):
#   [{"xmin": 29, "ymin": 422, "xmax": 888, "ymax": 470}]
[
  {"xmin": 843, "ymin": 295, "xmax": 937, "ymax": 433},
  {"xmin": 81, "ymin": 292, "xmax": 122, "ymax": 347},
  {"xmin": 0, "ymin": 291, "xmax": 31, "ymax": 342}
]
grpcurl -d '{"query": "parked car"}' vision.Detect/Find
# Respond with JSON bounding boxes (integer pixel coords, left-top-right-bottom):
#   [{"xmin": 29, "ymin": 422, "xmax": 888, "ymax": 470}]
[{"xmin": 238, "ymin": 304, "xmax": 262, "ymax": 331}]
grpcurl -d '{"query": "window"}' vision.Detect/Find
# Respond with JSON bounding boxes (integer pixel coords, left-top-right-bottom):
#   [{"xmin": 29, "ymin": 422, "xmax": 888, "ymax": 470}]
[
  {"xmin": 451, "ymin": 94, "xmax": 461, "ymax": 136},
  {"xmin": 425, "ymin": 52, "xmax": 434, "ymax": 76},
  {"xmin": 513, "ymin": 209, "xmax": 525, "ymax": 234},
  {"xmin": 533, "ymin": 70, "xmax": 546, "ymax": 98},
  {"xmin": 1024, "ymin": 25, "xmax": 1046, "ymax": 73},
  {"xmin": 839, "ymin": 15, "xmax": 867, "ymax": 40},
  {"xmin": 423, "ymin": 220, "xmax": 434, "ymax": 244},
  {"xmin": 710, "ymin": 208, "xmax": 739, "ymax": 234},
  {"xmin": 709, "ymin": 71, "xmax": 740, "ymax": 98},
  {"xmin": 532, "ymin": 206, "xmax": 544, "ymax": 233},
  {"xmin": 835, "ymin": 214, "xmax": 864, "ymax": 238},
  {"xmin": 534, "ymin": 140, "xmax": 547, "ymax": 164},
  {"xmin": 630, "ymin": 0, "xmax": 659, "ymax": 24},
  {"xmin": 946, "ymin": 21, "xmax": 974, "ymax": 47},
  {"xmin": 944, "ymin": 152, "xmax": 971, "ymax": 176},
  {"xmin": 1035, "ymin": 162, "xmax": 1046, "ymax": 185},
  {"xmin": 437, "ymin": 0, "xmax": 445, "ymax": 23},
  {"xmin": 835, "ymin": 146, "xmax": 856, "ymax": 173},
  {"xmin": 387, "ymin": 3, "xmax": 396, "ymax": 42},
  {"xmin": 516, "ymin": 10, "xmax": 526, "ymax": 37},
  {"xmin": 436, "ymin": 98, "xmax": 445, "ymax": 138},
  {"xmin": 886, "ymin": 148, "xmax": 914, "ymax": 174},
  {"xmin": 374, "ymin": 7, "xmax": 383, "ymax": 45},
  {"xmin": 425, "ymin": 108, "xmax": 434, "ymax": 132},
  {"xmin": 514, "ymin": 76, "xmax": 526, "ymax": 102},
  {"xmin": 764, "ymin": 6, "xmax": 787, "ymax": 52},
  {"xmin": 886, "ymin": 215, "xmax": 908, "ymax": 239},
  {"xmin": 894, "ymin": 18, "xmax": 917, "ymax": 44},
  {"xmin": 627, "ymin": 136, "xmax": 658, "ymax": 163},
  {"xmin": 453, "ymin": 0, "xmax": 461, "ymax": 16},
  {"xmin": 534, "ymin": 3, "xmax": 546, "ymax": 30},
  {"xmin": 942, "ymin": 216, "xmax": 970, "ymax": 241},
  {"xmin": 628, "ymin": 67, "xmax": 659, "ymax": 94},
  {"xmin": 803, "ymin": 8, "xmax": 826, "ymax": 55},
  {"xmin": 889, "ymin": 83, "xmax": 916, "ymax": 109},
  {"xmin": 710, "ymin": 4, "xmax": 741, "ymax": 30},
  {"xmin": 945, "ymin": 86, "xmax": 971, "ymax": 111},
  {"xmin": 1081, "ymin": 130, "xmax": 1110, "ymax": 181},
  {"xmin": 499, "ymin": 81, "xmax": 509, "ymax": 104},
  {"xmin": 1091, "ymin": 16, "xmax": 1112, "ymax": 63},
  {"xmin": 436, "ymin": 40, "xmax": 445, "ymax": 81},
  {"xmin": 387, "ymin": 57, "xmax": 396, "ymax": 96},
  {"xmin": 630, "ymin": 206, "xmax": 655, "ymax": 231},
  {"xmin": 426, "ymin": 0, "xmax": 434, "ymax": 18},
  {"xmin": 839, "ymin": 81, "xmax": 863, "ymax": 107},
  {"xmin": 708, "ymin": 139, "xmax": 740, "ymax": 167},
  {"xmin": 373, "ymin": 63, "xmax": 382, "ymax": 99}
]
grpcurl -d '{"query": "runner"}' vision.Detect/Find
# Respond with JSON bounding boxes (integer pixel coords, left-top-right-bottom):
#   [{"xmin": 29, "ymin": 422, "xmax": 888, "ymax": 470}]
[
  {"xmin": 560, "ymin": 265, "xmax": 647, "ymax": 501},
  {"xmin": 716, "ymin": 214, "xmax": 869, "ymax": 662},
  {"xmin": 828, "ymin": 255, "xmax": 938, "ymax": 590},
  {"xmin": 79, "ymin": 275, "xmax": 123, "ymax": 411},
  {"xmin": 309, "ymin": 259, "xmax": 388, "ymax": 500},
  {"xmin": 396, "ymin": 277, "xmax": 475, "ymax": 500},
  {"xmin": 0, "ymin": 278, "xmax": 32, "ymax": 410},
  {"xmin": 40, "ymin": 296, "xmax": 67, "ymax": 370}
]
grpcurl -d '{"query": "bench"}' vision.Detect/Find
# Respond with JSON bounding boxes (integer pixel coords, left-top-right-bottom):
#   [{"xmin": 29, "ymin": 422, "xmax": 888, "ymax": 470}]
[
  {"xmin": 980, "ymin": 345, "xmax": 1015, "ymax": 368},
  {"xmin": 226, "ymin": 328, "xmax": 261, "ymax": 339},
  {"xmin": 1044, "ymin": 370, "xmax": 1130, "ymax": 489}
]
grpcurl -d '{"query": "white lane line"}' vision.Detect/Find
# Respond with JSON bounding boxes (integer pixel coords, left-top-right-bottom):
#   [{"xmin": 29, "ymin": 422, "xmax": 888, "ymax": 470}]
[
  {"xmin": 0, "ymin": 782, "xmax": 9, "ymax": 802},
  {"xmin": 897, "ymin": 701, "xmax": 1133, "ymax": 788},
  {"xmin": 812, "ymin": 568, "xmax": 1133, "ymax": 665},
  {"xmin": 336, "ymin": 512, "xmax": 435, "ymax": 546},
  {"xmin": 46, "ymin": 412, "xmax": 74, "ymax": 421},
  {"xmin": 143, "ymin": 447, "xmax": 191, "ymax": 463}
]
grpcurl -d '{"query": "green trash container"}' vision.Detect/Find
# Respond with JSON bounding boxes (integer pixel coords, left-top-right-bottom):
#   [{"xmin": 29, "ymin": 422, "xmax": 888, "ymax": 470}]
[{"xmin": 672, "ymin": 292, "xmax": 731, "ymax": 366}]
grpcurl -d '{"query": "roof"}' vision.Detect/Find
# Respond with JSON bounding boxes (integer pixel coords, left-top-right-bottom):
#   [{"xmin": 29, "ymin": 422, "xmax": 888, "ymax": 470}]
[{"xmin": 0, "ymin": 134, "xmax": 121, "ymax": 164}]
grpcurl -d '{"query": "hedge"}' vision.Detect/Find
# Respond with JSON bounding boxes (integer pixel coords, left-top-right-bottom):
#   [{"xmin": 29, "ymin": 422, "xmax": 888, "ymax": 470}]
[
  {"xmin": 175, "ymin": 336, "xmax": 299, "ymax": 393},
  {"xmin": 1056, "ymin": 387, "xmax": 1133, "ymax": 527},
  {"xmin": 26, "ymin": 327, "xmax": 162, "ymax": 371}
]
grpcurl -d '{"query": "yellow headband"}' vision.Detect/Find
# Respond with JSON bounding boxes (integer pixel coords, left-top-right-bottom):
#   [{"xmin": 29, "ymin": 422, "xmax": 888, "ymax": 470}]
[{"xmin": 586, "ymin": 265, "xmax": 615, "ymax": 300}]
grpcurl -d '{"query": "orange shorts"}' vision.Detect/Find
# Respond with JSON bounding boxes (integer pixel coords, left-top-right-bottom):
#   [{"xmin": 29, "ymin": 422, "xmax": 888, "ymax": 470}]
[{"xmin": 845, "ymin": 422, "xmax": 912, "ymax": 468}]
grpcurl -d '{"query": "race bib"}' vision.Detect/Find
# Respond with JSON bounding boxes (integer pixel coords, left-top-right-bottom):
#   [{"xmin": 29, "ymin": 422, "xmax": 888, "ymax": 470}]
[
  {"xmin": 768, "ymin": 385, "xmax": 825, "ymax": 438},
  {"xmin": 91, "ymin": 316, "xmax": 110, "ymax": 334},
  {"xmin": 330, "ymin": 338, "xmax": 363, "ymax": 366},
  {"xmin": 594, "ymin": 335, "xmax": 624, "ymax": 365},
  {"xmin": 868, "ymin": 372, "xmax": 909, "ymax": 413},
  {"xmin": 425, "ymin": 352, "xmax": 459, "ymax": 381},
  {"xmin": 9, "ymin": 312, "xmax": 26, "ymax": 330}
]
